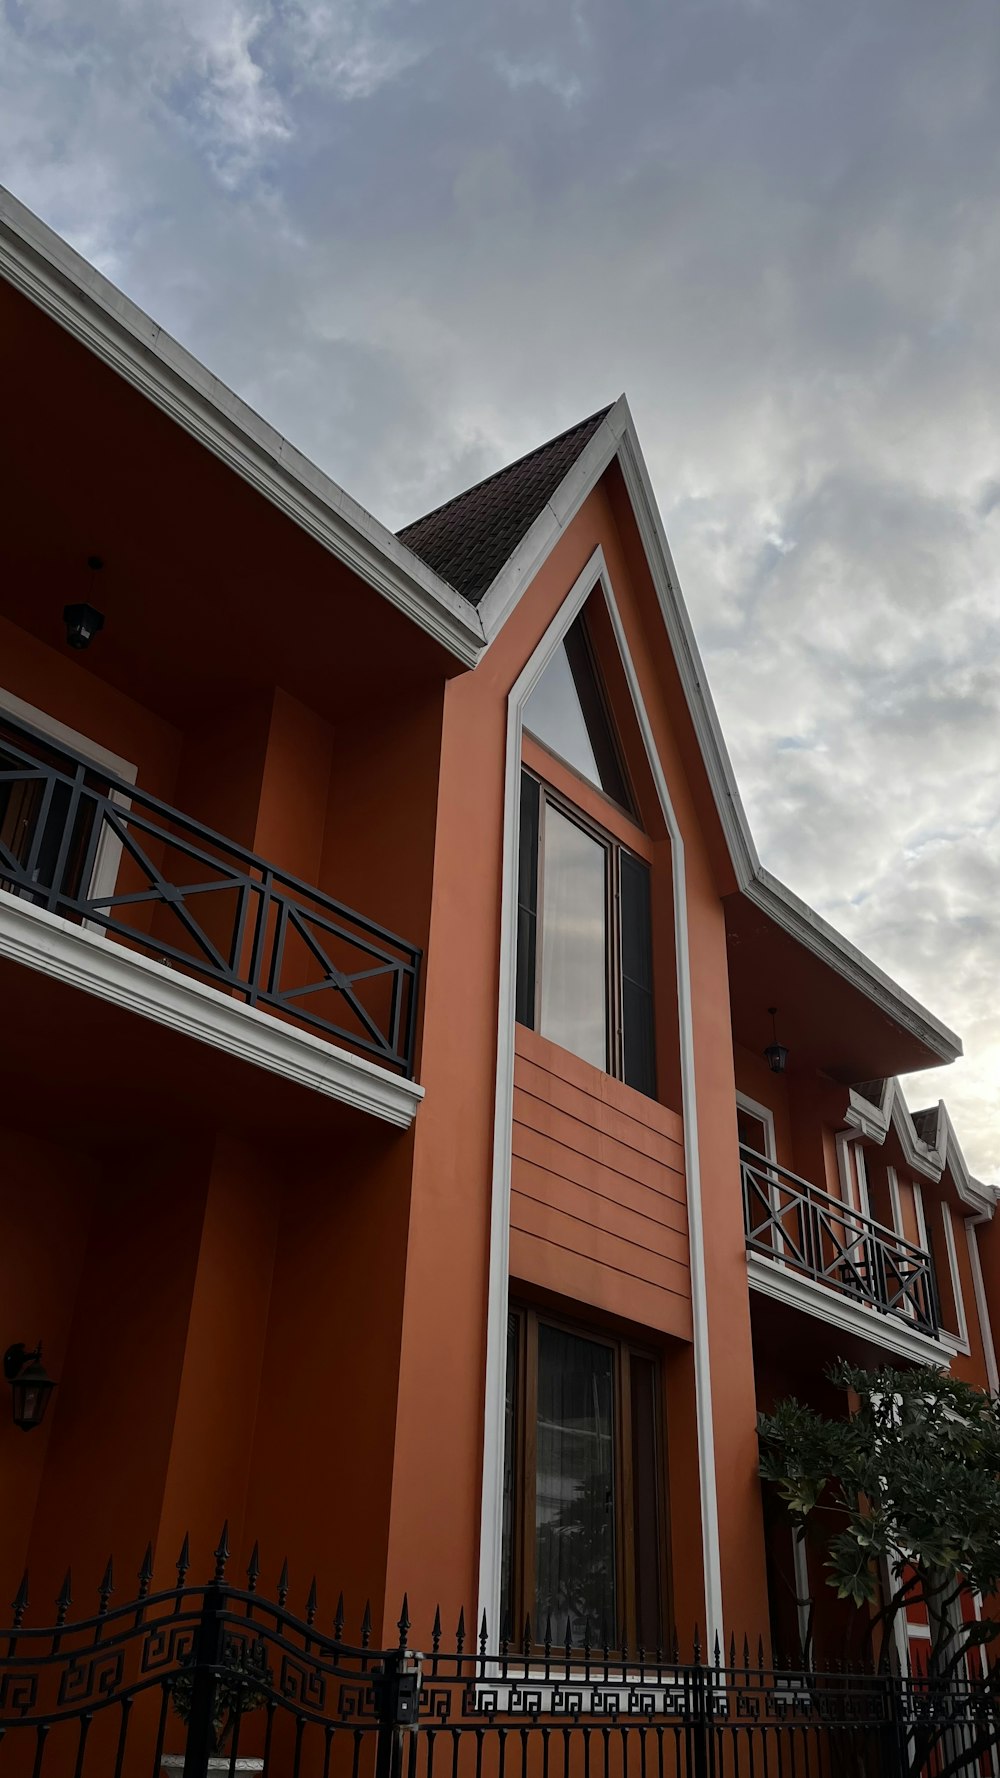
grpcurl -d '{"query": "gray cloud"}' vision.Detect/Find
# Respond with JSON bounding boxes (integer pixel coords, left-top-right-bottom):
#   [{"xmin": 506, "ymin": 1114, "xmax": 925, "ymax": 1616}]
[{"xmin": 1, "ymin": 0, "xmax": 997, "ymax": 1174}]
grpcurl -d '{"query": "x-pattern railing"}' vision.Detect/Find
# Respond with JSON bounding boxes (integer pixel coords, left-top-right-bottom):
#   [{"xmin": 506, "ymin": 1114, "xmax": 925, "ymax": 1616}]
[
  {"xmin": 741, "ymin": 1146, "xmax": 939, "ymax": 1334},
  {"xmin": 0, "ymin": 709, "xmax": 421, "ymax": 1075}
]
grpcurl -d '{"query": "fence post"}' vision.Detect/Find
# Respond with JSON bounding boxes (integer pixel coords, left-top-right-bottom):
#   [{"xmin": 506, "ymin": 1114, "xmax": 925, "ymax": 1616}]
[
  {"xmin": 688, "ymin": 1637, "xmax": 712, "ymax": 1778},
  {"xmin": 374, "ymin": 1650, "xmax": 422, "ymax": 1778},
  {"xmin": 182, "ymin": 1585, "xmax": 226, "ymax": 1778},
  {"xmin": 880, "ymin": 1672, "xmax": 909, "ymax": 1778}
]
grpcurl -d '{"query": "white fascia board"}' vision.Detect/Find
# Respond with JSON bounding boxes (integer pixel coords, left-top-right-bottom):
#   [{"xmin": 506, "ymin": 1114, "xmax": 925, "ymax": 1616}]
[
  {"xmin": 0, "ymin": 893, "xmax": 424, "ymax": 1129},
  {"xmin": 746, "ymin": 1253, "xmax": 955, "ymax": 1367},
  {"xmin": 933, "ymin": 1101, "xmax": 998, "ymax": 1217},
  {"xmin": 0, "ymin": 186, "xmax": 485, "ymax": 669}
]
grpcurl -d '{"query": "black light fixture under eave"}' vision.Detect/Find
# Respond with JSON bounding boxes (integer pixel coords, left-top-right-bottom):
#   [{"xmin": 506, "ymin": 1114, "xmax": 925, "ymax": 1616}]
[
  {"xmin": 63, "ymin": 556, "xmax": 106, "ymax": 650},
  {"xmin": 764, "ymin": 1006, "xmax": 789, "ymax": 1076},
  {"xmin": 3, "ymin": 1343, "xmax": 56, "ymax": 1432}
]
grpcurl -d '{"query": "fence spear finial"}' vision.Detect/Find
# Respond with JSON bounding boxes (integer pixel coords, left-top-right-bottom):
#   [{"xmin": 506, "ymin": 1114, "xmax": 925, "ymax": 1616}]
[
  {"xmin": 334, "ymin": 1592, "xmax": 345, "ymax": 1641},
  {"xmin": 361, "ymin": 1599, "xmax": 372, "ymax": 1648},
  {"xmin": 56, "ymin": 1570, "xmax": 73, "ymax": 1626},
  {"xmin": 176, "ymin": 1534, "xmax": 190, "ymax": 1590},
  {"xmin": 138, "ymin": 1544, "xmax": 154, "ymax": 1599},
  {"xmin": 98, "ymin": 1557, "xmax": 114, "ymax": 1615},
  {"xmin": 11, "ymin": 1572, "xmax": 28, "ymax": 1628},
  {"xmin": 307, "ymin": 1577, "xmax": 318, "ymax": 1626},
  {"xmin": 432, "ymin": 1605, "xmax": 442, "ymax": 1655},
  {"xmin": 213, "ymin": 1522, "xmax": 230, "ymax": 1582},
  {"xmin": 397, "ymin": 1593, "xmax": 410, "ymax": 1649},
  {"xmin": 277, "ymin": 1559, "xmax": 289, "ymax": 1609}
]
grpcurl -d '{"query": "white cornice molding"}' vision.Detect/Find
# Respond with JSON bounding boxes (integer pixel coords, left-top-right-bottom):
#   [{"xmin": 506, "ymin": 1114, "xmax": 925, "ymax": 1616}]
[
  {"xmin": 746, "ymin": 1253, "xmax": 954, "ymax": 1366},
  {"xmin": 0, "ymin": 893, "xmax": 424, "ymax": 1128},
  {"xmin": 0, "ymin": 186, "xmax": 485, "ymax": 669},
  {"xmin": 845, "ymin": 1089, "xmax": 889, "ymax": 1143}
]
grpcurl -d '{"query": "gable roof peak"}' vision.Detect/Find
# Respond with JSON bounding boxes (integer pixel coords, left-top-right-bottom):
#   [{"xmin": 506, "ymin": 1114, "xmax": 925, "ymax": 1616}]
[{"xmin": 398, "ymin": 404, "xmax": 615, "ymax": 604}]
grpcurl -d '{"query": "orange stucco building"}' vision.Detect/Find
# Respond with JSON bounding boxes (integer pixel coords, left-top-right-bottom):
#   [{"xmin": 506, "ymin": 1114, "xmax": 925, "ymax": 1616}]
[{"xmin": 1, "ymin": 184, "xmax": 997, "ymax": 1676}]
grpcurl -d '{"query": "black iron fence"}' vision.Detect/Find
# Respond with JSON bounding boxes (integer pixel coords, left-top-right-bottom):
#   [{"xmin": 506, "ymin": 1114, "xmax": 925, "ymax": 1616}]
[
  {"xmin": 0, "ymin": 1534, "xmax": 996, "ymax": 1777},
  {"xmin": 0, "ymin": 708, "xmax": 420, "ymax": 1075},
  {"xmin": 741, "ymin": 1145, "xmax": 940, "ymax": 1335}
]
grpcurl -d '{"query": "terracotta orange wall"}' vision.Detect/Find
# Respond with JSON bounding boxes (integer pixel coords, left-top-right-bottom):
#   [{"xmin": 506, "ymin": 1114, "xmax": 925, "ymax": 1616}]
[
  {"xmin": 0, "ymin": 614, "xmax": 180, "ymax": 801},
  {"xmin": 511, "ymin": 1025, "xmax": 690, "ymax": 1338},
  {"xmin": 155, "ymin": 1134, "xmax": 280, "ymax": 1582},
  {"xmin": 378, "ymin": 478, "xmax": 769, "ymax": 1645},
  {"xmin": 25, "ymin": 1136, "xmax": 215, "ymax": 1600},
  {"xmin": 243, "ymin": 1121, "xmax": 416, "ymax": 1632},
  {"xmin": 0, "ymin": 1128, "xmax": 99, "ymax": 1601}
]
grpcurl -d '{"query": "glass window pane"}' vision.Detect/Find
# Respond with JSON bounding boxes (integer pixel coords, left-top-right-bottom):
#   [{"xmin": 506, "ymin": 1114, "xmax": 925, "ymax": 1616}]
[
  {"xmin": 539, "ymin": 803, "xmax": 607, "ymax": 1070},
  {"xmin": 737, "ymin": 1106, "xmax": 770, "ymax": 1155},
  {"xmin": 523, "ymin": 617, "xmax": 630, "ymax": 806},
  {"xmin": 535, "ymin": 1324, "xmax": 616, "ymax": 1645}
]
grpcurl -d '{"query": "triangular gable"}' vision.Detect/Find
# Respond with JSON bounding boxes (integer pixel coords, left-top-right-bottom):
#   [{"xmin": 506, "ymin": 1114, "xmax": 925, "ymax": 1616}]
[{"xmin": 404, "ymin": 394, "xmax": 962, "ymax": 1073}]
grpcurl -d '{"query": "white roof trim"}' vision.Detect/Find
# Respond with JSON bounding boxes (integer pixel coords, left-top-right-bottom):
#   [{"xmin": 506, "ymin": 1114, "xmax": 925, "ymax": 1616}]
[
  {"xmin": 0, "ymin": 186, "xmax": 486, "ymax": 668},
  {"xmin": 842, "ymin": 1078, "xmax": 996, "ymax": 1216}
]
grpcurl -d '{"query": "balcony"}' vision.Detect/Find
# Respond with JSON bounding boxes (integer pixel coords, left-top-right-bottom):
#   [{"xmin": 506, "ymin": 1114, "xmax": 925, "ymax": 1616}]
[
  {"xmin": 740, "ymin": 1144, "xmax": 943, "ymax": 1356},
  {"xmin": 0, "ymin": 707, "xmax": 422, "ymax": 1125}
]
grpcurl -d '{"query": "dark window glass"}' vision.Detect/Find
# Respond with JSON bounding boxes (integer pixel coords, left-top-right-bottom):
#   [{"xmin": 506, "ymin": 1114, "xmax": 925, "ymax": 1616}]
[
  {"xmin": 502, "ymin": 1307, "xmax": 669, "ymax": 1651},
  {"xmin": 523, "ymin": 616, "xmax": 630, "ymax": 807},
  {"xmin": 620, "ymin": 853, "xmax": 656, "ymax": 1097},
  {"xmin": 737, "ymin": 1106, "xmax": 770, "ymax": 1155},
  {"xmin": 630, "ymin": 1355, "xmax": 662, "ymax": 1648},
  {"xmin": 535, "ymin": 1324, "xmax": 616, "ymax": 1644},
  {"xmin": 516, "ymin": 774, "xmax": 540, "ymax": 1029}
]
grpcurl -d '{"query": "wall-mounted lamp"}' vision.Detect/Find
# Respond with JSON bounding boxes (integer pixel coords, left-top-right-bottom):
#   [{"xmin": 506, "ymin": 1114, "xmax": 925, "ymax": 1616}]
[
  {"xmin": 63, "ymin": 557, "xmax": 105, "ymax": 650},
  {"xmin": 764, "ymin": 1006, "xmax": 789, "ymax": 1076},
  {"xmin": 3, "ymin": 1344, "xmax": 56, "ymax": 1433}
]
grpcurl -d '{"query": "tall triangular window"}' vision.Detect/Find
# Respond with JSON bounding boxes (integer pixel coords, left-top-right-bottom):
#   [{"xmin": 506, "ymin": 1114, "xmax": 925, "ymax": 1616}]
[{"xmin": 523, "ymin": 614, "xmax": 631, "ymax": 808}]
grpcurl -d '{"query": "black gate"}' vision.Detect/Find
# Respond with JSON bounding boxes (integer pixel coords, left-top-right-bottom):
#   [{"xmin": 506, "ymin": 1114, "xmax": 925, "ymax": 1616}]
[{"xmin": 0, "ymin": 1533, "xmax": 996, "ymax": 1777}]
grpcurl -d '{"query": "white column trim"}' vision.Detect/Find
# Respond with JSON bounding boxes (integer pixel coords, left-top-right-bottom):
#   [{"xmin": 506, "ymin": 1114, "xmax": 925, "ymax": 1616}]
[
  {"xmin": 966, "ymin": 1220, "xmax": 1000, "ymax": 1394},
  {"xmin": 477, "ymin": 545, "xmax": 724, "ymax": 1647}
]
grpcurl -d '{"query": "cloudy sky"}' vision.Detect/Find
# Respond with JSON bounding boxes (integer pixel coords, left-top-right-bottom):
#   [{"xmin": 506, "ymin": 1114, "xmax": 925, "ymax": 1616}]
[{"xmin": 3, "ymin": 0, "xmax": 998, "ymax": 1176}]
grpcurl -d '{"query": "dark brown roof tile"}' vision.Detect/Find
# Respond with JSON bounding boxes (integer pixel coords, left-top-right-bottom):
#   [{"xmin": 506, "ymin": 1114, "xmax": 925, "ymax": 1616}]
[{"xmin": 398, "ymin": 405, "xmax": 613, "ymax": 604}]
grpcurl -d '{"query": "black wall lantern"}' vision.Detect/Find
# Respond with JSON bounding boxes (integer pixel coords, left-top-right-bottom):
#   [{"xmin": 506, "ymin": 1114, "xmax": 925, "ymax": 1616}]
[
  {"xmin": 764, "ymin": 1006, "xmax": 789, "ymax": 1075},
  {"xmin": 63, "ymin": 557, "xmax": 105, "ymax": 650},
  {"xmin": 3, "ymin": 1344, "xmax": 56, "ymax": 1432}
]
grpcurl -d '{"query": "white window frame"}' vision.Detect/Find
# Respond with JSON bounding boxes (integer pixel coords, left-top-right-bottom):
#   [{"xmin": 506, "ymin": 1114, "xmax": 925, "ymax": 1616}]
[
  {"xmin": 0, "ymin": 686, "xmax": 137, "ymax": 916},
  {"xmin": 939, "ymin": 1201, "xmax": 970, "ymax": 1353},
  {"xmin": 736, "ymin": 1091, "xmax": 776, "ymax": 1160},
  {"xmin": 965, "ymin": 1221, "xmax": 1000, "ymax": 1394}
]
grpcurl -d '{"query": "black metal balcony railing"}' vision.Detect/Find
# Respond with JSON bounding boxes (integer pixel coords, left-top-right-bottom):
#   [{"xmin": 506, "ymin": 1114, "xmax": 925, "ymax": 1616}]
[
  {"xmin": 0, "ymin": 709, "xmax": 420, "ymax": 1076},
  {"xmin": 741, "ymin": 1145, "xmax": 940, "ymax": 1336}
]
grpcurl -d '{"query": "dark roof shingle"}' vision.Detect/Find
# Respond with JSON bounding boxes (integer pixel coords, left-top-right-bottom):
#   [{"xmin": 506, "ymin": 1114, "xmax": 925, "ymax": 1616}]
[{"xmin": 398, "ymin": 405, "xmax": 613, "ymax": 604}]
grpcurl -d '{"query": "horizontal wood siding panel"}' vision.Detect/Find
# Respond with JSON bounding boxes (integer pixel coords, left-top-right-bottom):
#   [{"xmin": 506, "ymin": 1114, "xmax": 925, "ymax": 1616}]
[
  {"xmin": 511, "ymin": 1027, "xmax": 691, "ymax": 1332},
  {"xmin": 509, "ymin": 1229, "xmax": 693, "ymax": 1342},
  {"xmin": 512, "ymin": 1129, "xmax": 688, "ymax": 1237}
]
